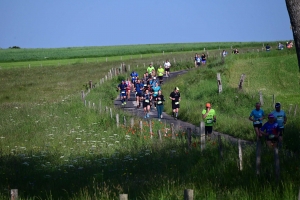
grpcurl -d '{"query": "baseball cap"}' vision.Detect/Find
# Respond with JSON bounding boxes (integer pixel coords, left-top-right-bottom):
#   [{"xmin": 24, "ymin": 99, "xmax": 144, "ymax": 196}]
[
  {"xmin": 175, "ymin": 87, "xmax": 179, "ymax": 91},
  {"xmin": 268, "ymin": 113, "xmax": 275, "ymax": 118},
  {"xmin": 275, "ymin": 102, "xmax": 281, "ymax": 108},
  {"xmin": 206, "ymin": 103, "xmax": 211, "ymax": 108}
]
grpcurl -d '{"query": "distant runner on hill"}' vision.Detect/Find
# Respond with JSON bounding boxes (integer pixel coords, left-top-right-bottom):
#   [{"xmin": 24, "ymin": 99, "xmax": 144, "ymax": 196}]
[
  {"xmin": 202, "ymin": 103, "xmax": 216, "ymax": 139},
  {"xmin": 164, "ymin": 59, "xmax": 171, "ymax": 77},
  {"xmin": 249, "ymin": 102, "xmax": 265, "ymax": 141},
  {"xmin": 169, "ymin": 87, "xmax": 180, "ymax": 120},
  {"xmin": 271, "ymin": 102, "xmax": 287, "ymax": 147},
  {"xmin": 201, "ymin": 53, "xmax": 207, "ymax": 65}
]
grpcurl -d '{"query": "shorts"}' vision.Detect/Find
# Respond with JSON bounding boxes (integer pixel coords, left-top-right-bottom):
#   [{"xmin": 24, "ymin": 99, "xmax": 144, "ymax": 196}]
[
  {"xmin": 266, "ymin": 136, "xmax": 278, "ymax": 143},
  {"xmin": 253, "ymin": 123, "xmax": 262, "ymax": 128},
  {"xmin": 201, "ymin": 60, "xmax": 206, "ymax": 64},
  {"xmin": 279, "ymin": 128, "xmax": 284, "ymax": 136},
  {"xmin": 120, "ymin": 91, "xmax": 126, "ymax": 97},
  {"xmin": 196, "ymin": 62, "xmax": 201, "ymax": 66},
  {"xmin": 165, "ymin": 68, "xmax": 170, "ymax": 72},
  {"xmin": 143, "ymin": 101, "xmax": 150, "ymax": 108},
  {"xmin": 205, "ymin": 126, "xmax": 213, "ymax": 135},
  {"xmin": 172, "ymin": 102, "xmax": 180, "ymax": 109},
  {"xmin": 158, "ymin": 76, "xmax": 163, "ymax": 81},
  {"xmin": 136, "ymin": 92, "xmax": 142, "ymax": 97}
]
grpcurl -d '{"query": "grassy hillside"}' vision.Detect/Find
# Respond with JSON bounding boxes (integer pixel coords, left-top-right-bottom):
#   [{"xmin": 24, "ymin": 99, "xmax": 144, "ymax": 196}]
[{"xmin": 0, "ymin": 44, "xmax": 299, "ymax": 199}]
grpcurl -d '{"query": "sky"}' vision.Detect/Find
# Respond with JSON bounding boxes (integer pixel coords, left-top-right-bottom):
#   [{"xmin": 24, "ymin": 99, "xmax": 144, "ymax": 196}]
[{"xmin": 0, "ymin": 0, "xmax": 293, "ymax": 49}]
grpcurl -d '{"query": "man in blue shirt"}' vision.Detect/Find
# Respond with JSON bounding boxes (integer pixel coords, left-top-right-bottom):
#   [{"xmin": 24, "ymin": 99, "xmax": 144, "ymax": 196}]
[
  {"xmin": 130, "ymin": 71, "xmax": 138, "ymax": 87},
  {"xmin": 271, "ymin": 102, "xmax": 287, "ymax": 145},
  {"xmin": 118, "ymin": 80, "xmax": 127, "ymax": 106},
  {"xmin": 260, "ymin": 114, "xmax": 280, "ymax": 149},
  {"xmin": 134, "ymin": 79, "xmax": 144, "ymax": 109},
  {"xmin": 249, "ymin": 102, "xmax": 265, "ymax": 141}
]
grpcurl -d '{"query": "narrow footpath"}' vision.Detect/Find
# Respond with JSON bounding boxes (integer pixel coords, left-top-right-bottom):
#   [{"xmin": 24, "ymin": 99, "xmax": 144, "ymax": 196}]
[{"xmin": 114, "ymin": 69, "xmax": 253, "ymax": 146}]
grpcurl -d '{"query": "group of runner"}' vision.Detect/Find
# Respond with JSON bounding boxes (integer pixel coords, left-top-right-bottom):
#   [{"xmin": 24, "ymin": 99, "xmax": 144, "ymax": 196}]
[
  {"xmin": 249, "ymin": 102, "xmax": 287, "ymax": 148},
  {"xmin": 194, "ymin": 53, "xmax": 207, "ymax": 67},
  {"xmin": 118, "ymin": 59, "xmax": 179, "ymax": 120}
]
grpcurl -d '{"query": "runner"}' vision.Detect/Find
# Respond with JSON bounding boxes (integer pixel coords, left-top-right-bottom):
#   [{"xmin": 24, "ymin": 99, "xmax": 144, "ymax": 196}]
[
  {"xmin": 249, "ymin": 102, "xmax": 265, "ymax": 141},
  {"xmin": 155, "ymin": 90, "xmax": 165, "ymax": 121},
  {"xmin": 271, "ymin": 102, "xmax": 287, "ymax": 146},
  {"xmin": 152, "ymin": 82, "xmax": 161, "ymax": 109},
  {"xmin": 142, "ymin": 88, "xmax": 152, "ymax": 118},
  {"xmin": 134, "ymin": 79, "xmax": 144, "ymax": 108},
  {"xmin": 147, "ymin": 64, "xmax": 155, "ymax": 78},
  {"xmin": 130, "ymin": 70, "xmax": 138, "ymax": 87},
  {"xmin": 202, "ymin": 103, "xmax": 216, "ymax": 138},
  {"xmin": 164, "ymin": 59, "xmax": 171, "ymax": 77},
  {"xmin": 169, "ymin": 87, "xmax": 180, "ymax": 120},
  {"xmin": 259, "ymin": 113, "xmax": 280, "ymax": 149},
  {"xmin": 201, "ymin": 53, "xmax": 207, "ymax": 65},
  {"xmin": 194, "ymin": 53, "xmax": 199, "ymax": 68},
  {"xmin": 125, "ymin": 78, "xmax": 132, "ymax": 101},
  {"xmin": 157, "ymin": 65, "xmax": 165, "ymax": 85},
  {"xmin": 196, "ymin": 54, "xmax": 201, "ymax": 67},
  {"xmin": 118, "ymin": 80, "xmax": 127, "ymax": 106}
]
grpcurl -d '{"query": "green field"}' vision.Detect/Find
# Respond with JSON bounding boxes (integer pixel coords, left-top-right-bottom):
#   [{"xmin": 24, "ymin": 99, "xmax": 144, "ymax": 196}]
[{"xmin": 0, "ymin": 43, "xmax": 299, "ymax": 199}]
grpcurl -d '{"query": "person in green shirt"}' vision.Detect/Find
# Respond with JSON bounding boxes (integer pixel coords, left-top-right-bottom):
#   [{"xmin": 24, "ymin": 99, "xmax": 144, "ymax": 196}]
[
  {"xmin": 202, "ymin": 103, "xmax": 216, "ymax": 138},
  {"xmin": 157, "ymin": 65, "xmax": 165, "ymax": 85},
  {"xmin": 147, "ymin": 64, "xmax": 155, "ymax": 77}
]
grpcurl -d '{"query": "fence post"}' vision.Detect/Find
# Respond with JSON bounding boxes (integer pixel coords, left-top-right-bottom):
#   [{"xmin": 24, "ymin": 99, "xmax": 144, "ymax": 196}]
[
  {"xmin": 274, "ymin": 147, "xmax": 280, "ymax": 181},
  {"xmin": 259, "ymin": 91, "xmax": 264, "ymax": 106},
  {"xmin": 149, "ymin": 120, "xmax": 153, "ymax": 138},
  {"xmin": 81, "ymin": 90, "xmax": 85, "ymax": 101},
  {"xmin": 218, "ymin": 134, "xmax": 223, "ymax": 159},
  {"xmin": 140, "ymin": 121, "xmax": 143, "ymax": 134},
  {"xmin": 130, "ymin": 118, "xmax": 134, "ymax": 128},
  {"xmin": 288, "ymin": 104, "xmax": 293, "ymax": 115},
  {"xmin": 116, "ymin": 114, "xmax": 119, "ymax": 128},
  {"xmin": 238, "ymin": 74, "xmax": 246, "ymax": 90},
  {"xmin": 238, "ymin": 139, "xmax": 243, "ymax": 171},
  {"xmin": 99, "ymin": 100, "xmax": 102, "ymax": 113},
  {"xmin": 158, "ymin": 130, "xmax": 162, "ymax": 142},
  {"xmin": 11, "ymin": 189, "xmax": 18, "ymax": 200},
  {"xmin": 184, "ymin": 189, "xmax": 193, "ymax": 200},
  {"xmin": 200, "ymin": 122, "xmax": 205, "ymax": 151},
  {"xmin": 110, "ymin": 108, "xmax": 113, "ymax": 119},
  {"xmin": 256, "ymin": 140, "xmax": 261, "ymax": 175},
  {"xmin": 187, "ymin": 128, "xmax": 192, "ymax": 149},
  {"xmin": 272, "ymin": 94, "xmax": 275, "ymax": 108},
  {"xmin": 171, "ymin": 123, "xmax": 175, "ymax": 139},
  {"xmin": 217, "ymin": 73, "xmax": 222, "ymax": 93},
  {"xmin": 88, "ymin": 101, "xmax": 91, "ymax": 108},
  {"xmin": 89, "ymin": 80, "xmax": 93, "ymax": 89},
  {"xmin": 294, "ymin": 104, "xmax": 298, "ymax": 116},
  {"xmin": 123, "ymin": 116, "xmax": 126, "ymax": 127},
  {"xmin": 119, "ymin": 194, "xmax": 128, "ymax": 200}
]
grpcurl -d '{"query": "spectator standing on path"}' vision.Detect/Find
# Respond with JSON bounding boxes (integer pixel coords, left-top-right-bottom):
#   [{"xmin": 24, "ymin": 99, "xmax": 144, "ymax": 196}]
[
  {"xmin": 142, "ymin": 89, "xmax": 152, "ymax": 118},
  {"xmin": 201, "ymin": 53, "xmax": 207, "ymax": 65},
  {"xmin": 157, "ymin": 65, "xmax": 165, "ymax": 85},
  {"xmin": 259, "ymin": 113, "xmax": 280, "ymax": 149},
  {"xmin": 118, "ymin": 80, "xmax": 127, "ymax": 106},
  {"xmin": 164, "ymin": 59, "xmax": 171, "ymax": 77},
  {"xmin": 155, "ymin": 90, "xmax": 165, "ymax": 121},
  {"xmin": 271, "ymin": 102, "xmax": 287, "ymax": 146},
  {"xmin": 202, "ymin": 103, "xmax": 216, "ymax": 138},
  {"xmin": 249, "ymin": 102, "xmax": 265, "ymax": 141},
  {"xmin": 169, "ymin": 87, "xmax": 180, "ymax": 120}
]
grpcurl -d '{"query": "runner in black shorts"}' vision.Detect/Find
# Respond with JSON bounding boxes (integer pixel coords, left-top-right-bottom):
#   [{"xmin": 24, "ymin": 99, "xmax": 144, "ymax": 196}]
[
  {"xmin": 169, "ymin": 87, "xmax": 181, "ymax": 120},
  {"xmin": 142, "ymin": 89, "xmax": 152, "ymax": 118},
  {"xmin": 164, "ymin": 59, "xmax": 171, "ymax": 77},
  {"xmin": 249, "ymin": 102, "xmax": 265, "ymax": 141},
  {"xmin": 135, "ymin": 79, "xmax": 144, "ymax": 108}
]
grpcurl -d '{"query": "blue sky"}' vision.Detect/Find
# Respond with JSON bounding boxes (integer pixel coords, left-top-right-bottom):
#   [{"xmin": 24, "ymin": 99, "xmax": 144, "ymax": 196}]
[{"xmin": 0, "ymin": 0, "xmax": 293, "ymax": 48}]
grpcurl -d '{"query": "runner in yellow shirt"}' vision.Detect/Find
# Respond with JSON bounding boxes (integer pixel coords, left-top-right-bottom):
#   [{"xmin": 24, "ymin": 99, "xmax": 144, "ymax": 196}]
[
  {"xmin": 202, "ymin": 103, "xmax": 216, "ymax": 138},
  {"xmin": 147, "ymin": 64, "xmax": 155, "ymax": 78},
  {"xmin": 157, "ymin": 65, "xmax": 165, "ymax": 85}
]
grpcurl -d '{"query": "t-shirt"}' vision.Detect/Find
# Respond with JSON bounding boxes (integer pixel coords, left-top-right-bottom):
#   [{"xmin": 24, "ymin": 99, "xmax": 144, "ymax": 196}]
[
  {"xmin": 271, "ymin": 110, "xmax": 286, "ymax": 128},
  {"xmin": 135, "ymin": 82, "xmax": 144, "ymax": 93},
  {"xmin": 249, "ymin": 109, "xmax": 264, "ymax": 125},
  {"xmin": 118, "ymin": 83, "xmax": 127, "ymax": 94},
  {"xmin": 201, "ymin": 55, "xmax": 206, "ymax": 61},
  {"xmin": 170, "ymin": 91, "xmax": 180, "ymax": 104},
  {"xmin": 143, "ymin": 93, "xmax": 151, "ymax": 103},
  {"xmin": 260, "ymin": 122, "xmax": 279, "ymax": 138},
  {"xmin": 152, "ymin": 86, "xmax": 161, "ymax": 97},
  {"xmin": 125, "ymin": 81, "xmax": 131, "ymax": 90},
  {"xmin": 202, "ymin": 109, "xmax": 216, "ymax": 126},
  {"xmin": 156, "ymin": 95, "xmax": 165, "ymax": 105},
  {"xmin": 196, "ymin": 57, "xmax": 201, "ymax": 63},
  {"xmin": 157, "ymin": 68, "xmax": 165, "ymax": 76},
  {"xmin": 164, "ymin": 62, "xmax": 171, "ymax": 68},
  {"xmin": 130, "ymin": 72, "xmax": 138, "ymax": 81},
  {"xmin": 147, "ymin": 66, "xmax": 155, "ymax": 74}
]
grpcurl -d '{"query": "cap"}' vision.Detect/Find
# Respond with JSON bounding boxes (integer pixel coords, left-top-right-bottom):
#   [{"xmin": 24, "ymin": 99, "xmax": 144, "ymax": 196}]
[
  {"xmin": 275, "ymin": 102, "xmax": 281, "ymax": 108},
  {"xmin": 206, "ymin": 103, "xmax": 211, "ymax": 108},
  {"xmin": 153, "ymin": 77, "xmax": 156, "ymax": 79},
  {"xmin": 268, "ymin": 113, "xmax": 275, "ymax": 118},
  {"xmin": 175, "ymin": 87, "xmax": 179, "ymax": 91}
]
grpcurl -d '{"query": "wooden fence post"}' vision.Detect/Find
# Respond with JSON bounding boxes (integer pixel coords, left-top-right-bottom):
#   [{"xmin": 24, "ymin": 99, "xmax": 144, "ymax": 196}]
[
  {"xmin": 187, "ymin": 128, "xmax": 192, "ymax": 149},
  {"xmin": 288, "ymin": 104, "xmax": 293, "ymax": 115},
  {"xmin": 123, "ymin": 116, "xmax": 126, "ymax": 127},
  {"xmin": 184, "ymin": 189, "xmax": 193, "ymax": 200},
  {"xmin": 171, "ymin": 123, "xmax": 175, "ymax": 139},
  {"xmin": 158, "ymin": 130, "xmax": 162, "ymax": 142},
  {"xmin": 298, "ymin": 187, "xmax": 300, "ymax": 200},
  {"xmin": 238, "ymin": 139, "xmax": 243, "ymax": 171},
  {"xmin": 116, "ymin": 114, "xmax": 119, "ymax": 128},
  {"xmin": 130, "ymin": 118, "xmax": 134, "ymax": 128},
  {"xmin": 110, "ymin": 108, "xmax": 113, "ymax": 119},
  {"xmin": 89, "ymin": 80, "xmax": 93, "ymax": 89},
  {"xmin": 11, "ymin": 189, "xmax": 18, "ymax": 200},
  {"xmin": 217, "ymin": 73, "xmax": 222, "ymax": 93},
  {"xmin": 259, "ymin": 91, "xmax": 264, "ymax": 106},
  {"xmin": 119, "ymin": 194, "xmax": 128, "ymax": 200},
  {"xmin": 139, "ymin": 121, "xmax": 143, "ymax": 134},
  {"xmin": 99, "ymin": 100, "xmax": 102, "ymax": 113},
  {"xmin": 81, "ymin": 90, "xmax": 85, "ymax": 101},
  {"xmin": 218, "ymin": 134, "xmax": 223, "ymax": 159},
  {"xmin": 294, "ymin": 104, "xmax": 298, "ymax": 116},
  {"xmin": 88, "ymin": 101, "xmax": 91, "ymax": 108},
  {"xmin": 256, "ymin": 140, "xmax": 261, "ymax": 175},
  {"xmin": 200, "ymin": 122, "xmax": 205, "ymax": 151},
  {"xmin": 238, "ymin": 74, "xmax": 246, "ymax": 90},
  {"xmin": 274, "ymin": 147, "xmax": 280, "ymax": 181},
  {"xmin": 149, "ymin": 120, "xmax": 153, "ymax": 138}
]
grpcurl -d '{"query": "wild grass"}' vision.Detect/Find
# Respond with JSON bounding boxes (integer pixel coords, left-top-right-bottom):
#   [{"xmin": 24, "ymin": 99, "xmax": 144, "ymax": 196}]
[{"xmin": 0, "ymin": 44, "xmax": 299, "ymax": 199}]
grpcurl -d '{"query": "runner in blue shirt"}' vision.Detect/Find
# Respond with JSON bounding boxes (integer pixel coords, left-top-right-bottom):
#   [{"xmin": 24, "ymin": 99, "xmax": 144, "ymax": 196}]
[
  {"xmin": 249, "ymin": 102, "xmax": 265, "ymax": 140},
  {"xmin": 152, "ymin": 82, "xmax": 161, "ymax": 109},
  {"xmin": 260, "ymin": 113, "xmax": 280, "ymax": 148},
  {"xmin": 134, "ymin": 79, "xmax": 144, "ymax": 109},
  {"xmin": 130, "ymin": 71, "xmax": 138, "ymax": 87},
  {"xmin": 271, "ymin": 102, "xmax": 287, "ymax": 145},
  {"xmin": 118, "ymin": 80, "xmax": 127, "ymax": 106}
]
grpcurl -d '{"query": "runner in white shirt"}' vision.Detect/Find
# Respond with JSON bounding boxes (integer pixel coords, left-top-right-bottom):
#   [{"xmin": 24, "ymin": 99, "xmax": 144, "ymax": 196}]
[{"xmin": 164, "ymin": 59, "xmax": 171, "ymax": 77}]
